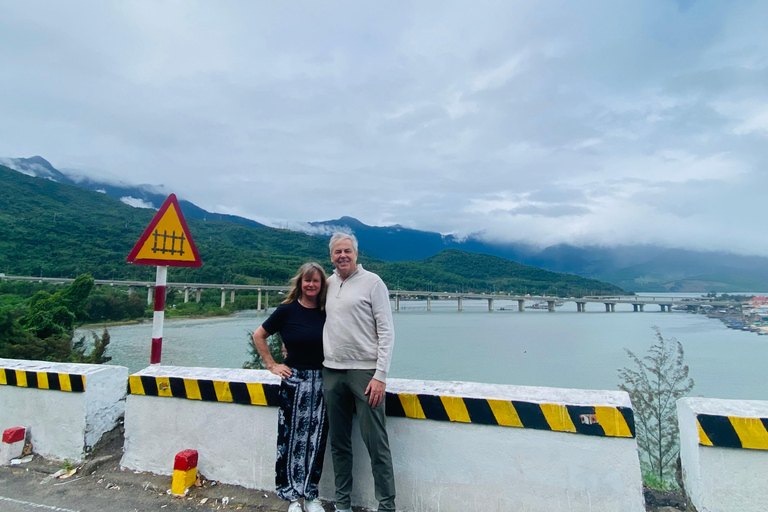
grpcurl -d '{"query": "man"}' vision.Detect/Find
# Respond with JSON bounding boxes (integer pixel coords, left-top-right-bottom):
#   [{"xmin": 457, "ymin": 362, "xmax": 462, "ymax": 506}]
[{"xmin": 323, "ymin": 232, "xmax": 396, "ymax": 512}]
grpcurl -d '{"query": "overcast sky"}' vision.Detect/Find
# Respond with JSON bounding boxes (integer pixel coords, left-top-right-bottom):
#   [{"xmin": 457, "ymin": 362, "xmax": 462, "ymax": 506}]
[{"xmin": 1, "ymin": 1, "xmax": 766, "ymax": 256}]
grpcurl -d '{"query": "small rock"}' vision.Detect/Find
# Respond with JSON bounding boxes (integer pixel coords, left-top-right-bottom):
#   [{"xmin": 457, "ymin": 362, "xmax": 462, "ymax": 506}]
[
  {"xmin": 200, "ymin": 498, "xmax": 208, "ymax": 504},
  {"xmin": 10, "ymin": 455, "xmax": 34, "ymax": 465},
  {"xmin": 222, "ymin": 497, "xmax": 229, "ymax": 505}
]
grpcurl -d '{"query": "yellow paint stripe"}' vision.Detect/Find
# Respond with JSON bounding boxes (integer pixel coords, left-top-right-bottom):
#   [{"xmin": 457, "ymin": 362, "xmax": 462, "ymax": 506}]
[
  {"xmin": 184, "ymin": 379, "xmax": 202, "ymax": 400},
  {"xmin": 156, "ymin": 377, "xmax": 173, "ymax": 397},
  {"xmin": 540, "ymin": 403, "xmax": 577, "ymax": 433},
  {"xmin": 246, "ymin": 383, "xmax": 267, "ymax": 405},
  {"xmin": 398, "ymin": 393, "xmax": 426, "ymax": 419},
  {"xmin": 698, "ymin": 421, "xmax": 713, "ymax": 446},
  {"xmin": 595, "ymin": 406, "xmax": 632, "ymax": 438},
  {"xmin": 440, "ymin": 396, "xmax": 471, "ymax": 423},
  {"xmin": 59, "ymin": 374, "xmax": 72, "ymax": 392},
  {"xmin": 129, "ymin": 375, "xmax": 145, "ymax": 395},
  {"xmin": 37, "ymin": 372, "xmax": 50, "ymax": 390},
  {"xmin": 730, "ymin": 417, "xmax": 768, "ymax": 450},
  {"xmin": 213, "ymin": 381, "xmax": 233, "ymax": 402},
  {"xmin": 15, "ymin": 370, "xmax": 28, "ymax": 388},
  {"xmin": 487, "ymin": 399, "xmax": 524, "ymax": 427},
  {"xmin": 0, "ymin": 369, "xmax": 7, "ymax": 385}
]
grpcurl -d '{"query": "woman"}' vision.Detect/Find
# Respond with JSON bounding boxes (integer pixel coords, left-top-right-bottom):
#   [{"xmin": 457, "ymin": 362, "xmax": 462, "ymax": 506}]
[{"xmin": 252, "ymin": 262, "xmax": 328, "ymax": 512}]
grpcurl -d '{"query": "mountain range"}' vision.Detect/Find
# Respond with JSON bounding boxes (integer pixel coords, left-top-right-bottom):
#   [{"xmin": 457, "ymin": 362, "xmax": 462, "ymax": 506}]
[{"xmin": 3, "ymin": 156, "xmax": 766, "ymax": 292}]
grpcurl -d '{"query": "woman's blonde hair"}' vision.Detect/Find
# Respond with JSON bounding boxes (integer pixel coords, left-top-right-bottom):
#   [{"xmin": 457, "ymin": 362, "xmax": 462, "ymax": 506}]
[{"xmin": 282, "ymin": 262, "xmax": 328, "ymax": 310}]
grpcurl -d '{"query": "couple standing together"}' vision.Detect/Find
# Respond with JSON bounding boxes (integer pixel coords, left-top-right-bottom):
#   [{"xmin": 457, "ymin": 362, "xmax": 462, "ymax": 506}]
[{"xmin": 252, "ymin": 232, "xmax": 396, "ymax": 512}]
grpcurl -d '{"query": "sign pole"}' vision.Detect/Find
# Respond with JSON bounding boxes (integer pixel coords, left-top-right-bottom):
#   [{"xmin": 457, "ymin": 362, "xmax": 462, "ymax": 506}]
[{"xmin": 151, "ymin": 265, "xmax": 167, "ymax": 364}]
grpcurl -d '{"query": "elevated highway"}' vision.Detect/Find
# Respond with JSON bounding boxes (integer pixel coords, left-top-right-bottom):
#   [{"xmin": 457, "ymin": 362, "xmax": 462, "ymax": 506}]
[{"xmin": 1, "ymin": 275, "xmax": 735, "ymax": 313}]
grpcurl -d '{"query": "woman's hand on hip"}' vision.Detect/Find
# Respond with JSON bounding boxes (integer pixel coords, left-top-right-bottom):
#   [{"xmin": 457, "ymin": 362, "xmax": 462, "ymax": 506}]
[{"xmin": 268, "ymin": 363, "xmax": 292, "ymax": 379}]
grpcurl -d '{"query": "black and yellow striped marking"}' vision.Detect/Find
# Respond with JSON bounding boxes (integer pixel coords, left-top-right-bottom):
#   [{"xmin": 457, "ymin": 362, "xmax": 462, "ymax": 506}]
[
  {"xmin": 128, "ymin": 375, "xmax": 281, "ymax": 406},
  {"xmin": 697, "ymin": 414, "xmax": 768, "ymax": 450},
  {"xmin": 385, "ymin": 393, "xmax": 635, "ymax": 438},
  {"xmin": 128, "ymin": 375, "xmax": 634, "ymax": 438},
  {"xmin": 0, "ymin": 368, "xmax": 85, "ymax": 392}
]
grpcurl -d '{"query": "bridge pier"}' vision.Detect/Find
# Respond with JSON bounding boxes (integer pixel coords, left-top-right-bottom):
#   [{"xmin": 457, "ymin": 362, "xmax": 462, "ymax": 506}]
[
  {"xmin": 220, "ymin": 288, "xmax": 226, "ymax": 308},
  {"xmin": 257, "ymin": 290, "xmax": 262, "ymax": 311},
  {"xmin": 576, "ymin": 301, "xmax": 586, "ymax": 312},
  {"xmin": 458, "ymin": 296, "xmax": 463, "ymax": 312},
  {"xmin": 604, "ymin": 303, "xmax": 615, "ymax": 312},
  {"xmin": 265, "ymin": 292, "xmax": 269, "ymax": 310},
  {"xmin": 547, "ymin": 300, "xmax": 555, "ymax": 312},
  {"xmin": 426, "ymin": 296, "xmax": 431, "ymax": 312},
  {"xmin": 230, "ymin": 290, "xmax": 236, "ymax": 304},
  {"xmin": 147, "ymin": 286, "xmax": 153, "ymax": 306},
  {"xmin": 518, "ymin": 299, "xmax": 525, "ymax": 312},
  {"xmin": 127, "ymin": 286, "xmax": 134, "ymax": 296},
  {"xmin": 395, "ymin": 295, "xmax": 400, "ymax": 312},
  {"xmin": 488, "ymin": 298, "xmax": 494, "ymax": 311},
  {"xmin": 632, "ymin": 303, "xmax": 645, "ymax": 312},
  {"xmin": 196, "ymin": 288, "xmax": 202, "ymax": 303},
  {"xmin": 184, "ymin": 287, "xmax": 190, "ymax": 303}
]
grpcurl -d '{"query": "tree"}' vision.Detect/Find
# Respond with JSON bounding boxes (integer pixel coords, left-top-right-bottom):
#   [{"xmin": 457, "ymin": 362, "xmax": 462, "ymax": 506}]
[
  {"xmin": 0, "ymin": 274, "xmax": 111, "ymax": 363},
  {"xmin": 618, "ymin": 326, "xmax": 694, "ymax": 488},
  {"xmin": 243, "ymin": 331, "xmax": 284, "ymax": 369}
]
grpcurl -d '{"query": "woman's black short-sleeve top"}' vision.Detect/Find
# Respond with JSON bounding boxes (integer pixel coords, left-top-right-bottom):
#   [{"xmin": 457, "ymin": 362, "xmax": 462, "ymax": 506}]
[{"xmin": 260, "ymin": 301, "xmax": 326, "ymax": 370}]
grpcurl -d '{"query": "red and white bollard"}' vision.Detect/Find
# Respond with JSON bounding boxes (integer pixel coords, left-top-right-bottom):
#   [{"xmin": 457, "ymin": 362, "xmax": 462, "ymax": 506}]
[
  {"xmin": 171, "ymin": 449, "xmax": 198, "ymax": 496},
  {"xmin": 1, "ymin": 427, "xmax": 26, "ymax": 465}
]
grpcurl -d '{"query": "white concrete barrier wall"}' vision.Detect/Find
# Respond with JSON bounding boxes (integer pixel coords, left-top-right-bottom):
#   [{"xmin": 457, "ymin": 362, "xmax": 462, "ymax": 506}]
[
  {"xmin": 678, "ymin": 397, "xmax": 768, "ymax": 512},
  {"xmin": 0, "ymin": 358, "xmax": 128, "ymax": 462},
  {"xmin": 122, "ymin": 366, "xmax": 644, "ymax": 512}
]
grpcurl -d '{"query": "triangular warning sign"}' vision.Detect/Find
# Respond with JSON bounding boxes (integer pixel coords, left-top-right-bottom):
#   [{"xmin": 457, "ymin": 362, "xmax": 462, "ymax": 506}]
[{"xmin": 126, "ymin": 194, "xmax": 202, "ymax": 267}]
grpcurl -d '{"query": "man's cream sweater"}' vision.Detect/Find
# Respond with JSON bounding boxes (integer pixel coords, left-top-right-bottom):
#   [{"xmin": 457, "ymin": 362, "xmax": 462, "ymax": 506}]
[{"xmin": 323, "ymin": 265, "xmax": 395, "ymax": 382}]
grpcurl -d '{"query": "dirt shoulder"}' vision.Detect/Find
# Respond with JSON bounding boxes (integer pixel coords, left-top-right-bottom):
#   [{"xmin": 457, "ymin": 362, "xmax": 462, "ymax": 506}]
[{"xmin": 0, "ymin": 423, "xmax": 331, "ymax": 512}]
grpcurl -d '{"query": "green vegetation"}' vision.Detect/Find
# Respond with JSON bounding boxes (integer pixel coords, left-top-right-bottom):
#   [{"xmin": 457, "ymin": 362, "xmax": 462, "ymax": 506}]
[
  {"xmin": 243, "ymin": 331, "xmax": 285, "ymax": 369},
  {"xmin": 0, "ymin": 274, "xmax": 111, "ymax": 363},
  {"xmin": 0, "ymin": 165, "xmax": 624, "ymax": 296},
  {"xmin": 618, "ymin": 326, "xmax": 694, "ymax": 489}
]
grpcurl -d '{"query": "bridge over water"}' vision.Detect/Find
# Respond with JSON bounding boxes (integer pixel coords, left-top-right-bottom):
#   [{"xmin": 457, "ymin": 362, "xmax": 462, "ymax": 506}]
[{"xmin": 1, "ymin": 275, "xmax": 733, "ymax": 313}]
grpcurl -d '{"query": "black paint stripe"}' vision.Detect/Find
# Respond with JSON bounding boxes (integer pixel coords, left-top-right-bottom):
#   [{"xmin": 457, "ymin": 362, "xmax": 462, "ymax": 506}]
[
  {"xmin": 619, "ymin": 407, "xmax": 636, "ymax": 437},
  {"xmin": 169, "ymin": 377, "xmax": 187, "ymax": 398},
  {"xmin": 513, "ymin": 401, "xmax": 551, "ymax": 430},
  {"xmin": 47, "ymin": 372, "xmax": 61, "ymax": 391},
  {"xmin": 263, "ymin": 383, "xmax": 281, "ymax": 406},
  {"xmin": 385, "ymin": 392, "xmax": 406, "ymax": 418},
  {"xmin": 26, "ymin": 371, "xmax": 39, "ymax": 389},
  {"xmin": 140, "ymin": 376, "xmax": 159, "ymax": 396},
  {"xmin": 70, "ymin": 374, "xmax": 85, "ymax": 392},
  {"xmin": 762, "ymin": 418, "xmax": 768, "ymax": 432},
  {"xmin": 566, "ymin": 405, "xmax": 606, "ymax": 437},
  {"xmin": 417, "ymin": 394, "xmax": 450, "ymax": 422},
  {"xmin": 229, "ymin": 381, "xmax": 251, "ymax": 405},
  {"xmin": 6, "ymin": 370, "xmax": 17, "ymax": 387},
  {"xmin": 464, "ymin": 397, "xmax": 499, "ymax": 425},
  {"xmin": 698, "ymin": 414, "xmax": 742, "ymax": 448},
  {"xmin": 197, "ymin": 380, "xmax": 217, "ymax": 402}
]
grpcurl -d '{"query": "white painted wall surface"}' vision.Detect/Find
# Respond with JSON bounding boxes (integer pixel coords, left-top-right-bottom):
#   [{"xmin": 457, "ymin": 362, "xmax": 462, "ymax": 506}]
[
  {"xmin": 0, "ymin": 358, "xmax": 128, "ymax": 462},
  {"xmin": 678, "ymin": 397, "xmax": 768, "ymax": 512},
  {"xmin": 123, "ymin": 366, "xmax": 644, "ymax": 512}
]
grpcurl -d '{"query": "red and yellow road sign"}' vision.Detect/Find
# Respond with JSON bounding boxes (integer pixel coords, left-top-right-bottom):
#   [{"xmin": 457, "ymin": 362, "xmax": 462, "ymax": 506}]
[{"xmin": 126, "ymin": 194, "xmax": 202, "ymax": 267}]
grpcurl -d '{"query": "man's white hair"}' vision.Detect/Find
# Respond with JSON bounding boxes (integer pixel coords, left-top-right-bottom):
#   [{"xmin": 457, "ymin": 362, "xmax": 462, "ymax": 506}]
[{"xmin": 329, "ymin": 232, "xmax": 358, "ymax": 252}]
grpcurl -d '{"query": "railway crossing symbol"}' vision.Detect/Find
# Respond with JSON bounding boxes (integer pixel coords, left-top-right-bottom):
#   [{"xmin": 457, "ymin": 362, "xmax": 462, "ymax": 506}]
[{"xmin": 126, "ymin": 193, "xmax": 202, "ymax": 267}]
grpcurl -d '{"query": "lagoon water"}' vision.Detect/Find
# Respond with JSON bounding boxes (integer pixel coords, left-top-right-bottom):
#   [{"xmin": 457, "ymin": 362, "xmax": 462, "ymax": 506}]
[{"xmin": 83, "ymin": 294, "xmax": 768, "ymax": 401}]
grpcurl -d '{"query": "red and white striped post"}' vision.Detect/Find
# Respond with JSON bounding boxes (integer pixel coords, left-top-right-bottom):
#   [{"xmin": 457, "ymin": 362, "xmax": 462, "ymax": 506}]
[{"xmin": 151, "ymin": 265, "xmax": 168, "ymax": 364}]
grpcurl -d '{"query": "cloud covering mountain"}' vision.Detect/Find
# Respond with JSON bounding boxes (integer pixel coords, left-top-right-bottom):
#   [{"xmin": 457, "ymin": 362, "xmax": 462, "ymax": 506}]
[{"xmin": 0, "ymin": 1, "xmax": 766, "ymax": 256}]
